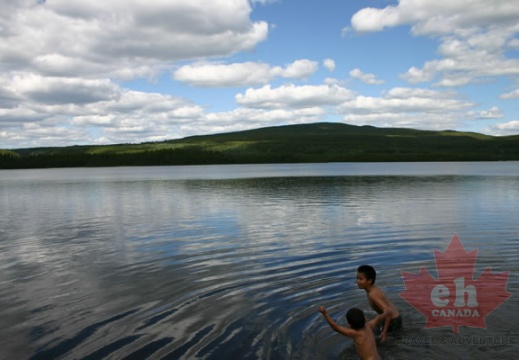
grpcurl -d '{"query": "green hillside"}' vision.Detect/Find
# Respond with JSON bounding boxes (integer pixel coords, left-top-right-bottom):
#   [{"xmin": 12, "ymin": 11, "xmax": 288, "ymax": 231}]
[{"xmin": 1, "ymin": 122, "xmax": 519, "ymax": 169}]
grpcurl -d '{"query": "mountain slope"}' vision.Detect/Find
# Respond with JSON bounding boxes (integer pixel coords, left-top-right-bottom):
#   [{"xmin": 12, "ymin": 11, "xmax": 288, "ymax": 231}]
[{"xmin": 1, "ymin": 122, "xmax": 518, "ymax": 169}]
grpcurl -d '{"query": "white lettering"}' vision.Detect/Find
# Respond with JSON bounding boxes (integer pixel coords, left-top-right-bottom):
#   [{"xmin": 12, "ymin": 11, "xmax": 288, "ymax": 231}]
[
  {"xmin": 431, "ymin": 309, "xmax": 480, "ymax": 317},
  {"xmin": 431, "ymin": 285, "xmax": 450, "ymax": 307},
  {"xmin": 453, "ymin": 277, "xmax": 478, "ymax": 307}
]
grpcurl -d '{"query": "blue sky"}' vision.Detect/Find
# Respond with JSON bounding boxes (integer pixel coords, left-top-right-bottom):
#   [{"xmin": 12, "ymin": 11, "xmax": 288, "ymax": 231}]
[{"xmin": 1, "ymin": 0, "xmax": 518, "ymax": 149}]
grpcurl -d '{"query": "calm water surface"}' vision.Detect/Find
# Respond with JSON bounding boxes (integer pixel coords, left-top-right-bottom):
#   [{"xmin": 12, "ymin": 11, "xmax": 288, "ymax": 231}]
[{"xmin": 1, "ymin": 162, "xmax": 518, "ymax": 359}]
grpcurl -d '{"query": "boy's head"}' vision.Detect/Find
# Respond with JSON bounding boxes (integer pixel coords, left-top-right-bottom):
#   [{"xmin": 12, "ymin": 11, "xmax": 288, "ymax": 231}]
[
  {"xmin": 357, "ymin": 265, "xmax": 376, "ymax": 287},
  {"xmin": 346, "ymin": 307, "xmax": 366, "ymax": 330}
]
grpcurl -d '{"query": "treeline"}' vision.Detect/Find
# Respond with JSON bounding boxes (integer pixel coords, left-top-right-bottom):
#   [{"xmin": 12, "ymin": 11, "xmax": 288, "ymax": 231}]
[
  {"xmin": 2, "ymin": 122, "xmax": 519, "ymax": 169},
  {"xmin": 0, "ymin": 147, "xmax": 299, "ymax": 169},
  {"xmin": 2, "ymin": 142, "xmax": 518, "ymax": 169},
  {"xmin": 0, "ymin": 148, "xmax": 228, "ymax": 169}
]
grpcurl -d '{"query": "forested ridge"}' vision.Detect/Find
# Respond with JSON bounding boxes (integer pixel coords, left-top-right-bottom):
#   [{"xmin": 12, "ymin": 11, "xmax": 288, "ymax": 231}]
[{"xmin": 2, "ymin": 122, "xmax": 519, "ymax": 169}]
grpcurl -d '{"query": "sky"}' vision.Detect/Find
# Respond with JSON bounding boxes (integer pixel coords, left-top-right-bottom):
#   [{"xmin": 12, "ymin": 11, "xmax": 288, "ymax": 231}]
[{"xmin": 1, "ymin": 0, "xmax": 519, "ymax": 149}]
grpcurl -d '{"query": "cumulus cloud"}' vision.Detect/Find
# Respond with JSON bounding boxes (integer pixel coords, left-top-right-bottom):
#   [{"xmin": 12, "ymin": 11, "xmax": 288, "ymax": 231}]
[
  {"xmin": 0, "ymin": 86, "xmax": 21, "ymax": 109},
  {"xmin": 0, "ymin": 86, "xmax": 206, "ymax": 148},
  {"xmin": 384, "ymin": 87, "xmax": 457, "ymax": 99},
  {"xmin": 174, "ymin": 62, "xmax": 274, "ymax": 87},
  {"xmin": 351, "ymin": 1, "xmax": 519, "ymax": 35},
  {"xmin": 203, "ymin": 107, "xmax": 324, "ymax": 129},
  {"xmin": 351, "ymin": 6, "xmax": 401, "ymax": 33},
  {"xmin": 0, "ymin": 0, "xmax": 269, "ymax": 79},
  {"xmin": 0, "ymin": 0, "xmax": 273, "ymax": 148},
  {"xmin": 280, "ymin": 59, "xmax": 319, "ymax": 79},
  {"xmin": 1, "ymin": 0, "xmax": 517, "ymax": 149},
  {"xmin": 351, "ymin": 0, "xmax": 519, "ymax": 88},
  {"xmin": 338, "ymin": 87, "xmax": 475, "ymax": 130},
  {"xmin": 340, "ymin": 95, "xmax": 471, "ymax": 115},
  {"xmin": 470, "ymin": 106, "xmax": 504, "ymax": 119},
  {"xmin": 250, "ymin": 0, "xmax": 278, "ymax": 4},
  {"xmin": 401, "ymin": 36, "xmax": 519, "ymax": 86},
  {"xmin": 8, "ymin": 74, "xmax": 121, "ymax": 105},
  {"xmin": 323, "ymin": 59, "xmax": 336, "ymax": 72},
  {"xmin": 484, "ymin": 120, "xmax": 519, "ymax": 136},
  {"xmin": 173, "ymin": 59, "xmax": 318, "ymax": 87},
  {"xmin": 131, "ymin": 106, "xmax": 326, "ymax": 142},
  {"xmin": 349, "ymin": 68, "xmax": 385, "ymax": 85},
  {"xmin": 235, "ymin": 83, "xmax": 355, "ymax": 109},
  {"xmin": 500, "ymin": 89, "xmax": 519, "ymax": 99}
]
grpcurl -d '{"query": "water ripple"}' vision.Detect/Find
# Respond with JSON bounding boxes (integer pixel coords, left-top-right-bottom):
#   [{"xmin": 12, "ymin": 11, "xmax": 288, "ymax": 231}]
[{"xmin": 1, "ymin": 164, "xmax": 519, "ymax": 359}]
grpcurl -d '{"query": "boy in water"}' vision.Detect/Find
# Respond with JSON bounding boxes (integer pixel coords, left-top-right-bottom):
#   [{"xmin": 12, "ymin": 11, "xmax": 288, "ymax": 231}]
[
  {"xmin": 319, "ymin": 306, "xmax": 381, "ymax": 360},
  {"xmin": 357, "ymin": 265, "xmax": 402, "ymax": 342}
]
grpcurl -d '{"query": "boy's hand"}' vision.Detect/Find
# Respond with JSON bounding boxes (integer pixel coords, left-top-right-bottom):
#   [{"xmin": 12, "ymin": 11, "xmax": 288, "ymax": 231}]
[
  {"xmin": 319, "ymin": 306, "xmax": 327, "ymax": 314},
  {"xmin": 380, "ymin": 331, "xmax": 387, "ymax": 343}
]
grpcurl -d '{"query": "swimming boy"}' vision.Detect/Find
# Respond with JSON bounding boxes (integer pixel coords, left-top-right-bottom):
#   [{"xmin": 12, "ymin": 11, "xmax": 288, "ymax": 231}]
[
  {"xmin": 319, "ymin": 306, "xmax": 381, "ymax": 360},
  {"xmin": 357, "ymin": 265, "xmax": 402, "ymax": 342}
]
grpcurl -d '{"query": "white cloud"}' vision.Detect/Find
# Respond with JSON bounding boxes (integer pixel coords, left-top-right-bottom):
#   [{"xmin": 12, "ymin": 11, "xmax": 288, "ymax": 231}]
[
  {"xmin": 401, "ymin": 66, "xmax": 435, "ymax": 84},
  {"xmin": 1, "ymin": 72, "xmax": 340, "ymax": 148},
  {"xmin": 351, "ymin": 6, "xmax": 401, "ymax": 33},
  {"xmin": 235, "ymin": 83, "xmax": 355, "ymax": 109},
  {"xmin": 338, "ymin": 87, "xmax": 475, "ymax": 130},
  {"xmin": 340, "ymin": 95, "xmax": 471, "ymax": 115},
  {"xmin": 349, "ymin": 68, "xmax": 385, "ymax": 85},
  {"xmin": 351, "ymin": 1, "xmax": 519, "ymax": 35},
  {"xmin": 204, "ymin": 107, "xmax": 324, "ymax": 125},
  {"xmin": 280, "ymin": 59, "xmax": 318, "ymax": 79},
  {"xmin": 1, "ymin": 0, "xmax": 517, "ymax": 149},
  {"xmin": 323, "ymin": 59, "xmax": 336, "ymax": 72},
  {"xmin": 385, "ymin": 87, "xmax": 457, "ymax": 99},
  {"xmin": 173, "ymin": 59, "xmax": 318, "ymax": 87},
  {"xmin": 500, "ymin": 89, "xmax": 519, "ymax": 99},
  {"xmin": 401, "ymin": 36, "xmax": 519, "ymax": 86},
  {"xmin": 0, "ymin": 88, "xmax": 206, "ymax": 148},
  {"xmin": 164, "ymin": 106, "xmax": 325, "ymax": 140},
  {"xmin": 434, "ymin": 76, "xmax": 473, "ymax": 88},
  {"xmin": 7, "ymin": 74, "xmax": 121, "ymax": 105},
  {"xmin": 509, "ymin": 38, "xmax": 519, "ymax": 50},
  {"xmin": 485, "ymin": 120, "xmax": 519, "ymax": 136},
  {"xmin": 351, "ymin": 1, "xmax": 519, "ymax": 88},
  {"xmin": 0, "ymin": 0, "xmax": 269, "ymax": 79},
  {"xmin": 323, "ymin": 77, "xmax": 343, "ymax": 86},
  {"xmin": 470, "ymin": 106, "xmax": 504, "ymax": 119},
  {"xmin": 174, "ymin": 62, "xmax": 274, "ymax": 87},
  {"xmin": 0, "ymin": 0, "xmax": 275, "ymax": 148},
  {"xmin": 250, "ymin": 0, "xmax": 278, "ymax": 4}
]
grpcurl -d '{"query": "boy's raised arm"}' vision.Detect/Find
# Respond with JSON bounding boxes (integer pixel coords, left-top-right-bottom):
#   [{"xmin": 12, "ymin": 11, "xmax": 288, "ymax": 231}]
[{"xmin": 319, "ymin": 306, "xmax": 355, "ymax": 338}]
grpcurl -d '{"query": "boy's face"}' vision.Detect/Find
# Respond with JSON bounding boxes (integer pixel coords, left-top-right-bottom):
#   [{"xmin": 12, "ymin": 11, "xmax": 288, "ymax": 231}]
[{"xmin": 356, "ymin": 272, "xmax": 371, "ymax": 289}]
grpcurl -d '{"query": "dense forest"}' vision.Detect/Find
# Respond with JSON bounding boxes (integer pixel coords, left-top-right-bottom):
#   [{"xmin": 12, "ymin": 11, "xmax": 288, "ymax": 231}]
[{"xmin": 2, "ymin": 122, "xmax": 519, "ymax": 169}]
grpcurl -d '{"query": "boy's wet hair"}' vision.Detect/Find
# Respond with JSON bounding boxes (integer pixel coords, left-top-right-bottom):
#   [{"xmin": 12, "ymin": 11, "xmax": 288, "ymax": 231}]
[
  {"xmin": 357, "ymin": 265, "xmax": 376, "ymax": 284},
  {"xmin": 346, "ymin": 308, "xmax": 366, "ymax": 330}
]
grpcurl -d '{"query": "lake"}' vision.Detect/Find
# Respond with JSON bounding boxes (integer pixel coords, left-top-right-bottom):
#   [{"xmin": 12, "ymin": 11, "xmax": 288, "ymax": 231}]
[{"xmin": 1, "ymin": 162, "xmax": 518, "ymax": 359}]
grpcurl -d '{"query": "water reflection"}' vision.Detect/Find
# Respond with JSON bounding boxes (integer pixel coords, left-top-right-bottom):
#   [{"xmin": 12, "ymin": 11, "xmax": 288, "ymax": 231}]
[{"xmin": 0, "ymin": 164, "xmax": 518, "ymax": 359}]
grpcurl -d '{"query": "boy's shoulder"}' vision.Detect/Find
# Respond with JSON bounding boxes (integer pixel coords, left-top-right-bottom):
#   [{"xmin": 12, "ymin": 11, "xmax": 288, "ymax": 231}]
[
  {"xmin": 368, "ymin": 285, "xmax": 385, "ymax": 297},
  {"xmin": 348, "ymin": 326, "xmax": 368, "ymax": 339}
]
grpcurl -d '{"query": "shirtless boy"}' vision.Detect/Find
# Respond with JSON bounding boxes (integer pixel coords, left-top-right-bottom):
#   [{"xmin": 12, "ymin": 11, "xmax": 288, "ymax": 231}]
[
  {"xmin": 319, "ymin": 306, "xmax": 381, "ymax": 360},
  {"xmin": 357, "ymin": 265, "xmax": 402, "ymax": 342}
]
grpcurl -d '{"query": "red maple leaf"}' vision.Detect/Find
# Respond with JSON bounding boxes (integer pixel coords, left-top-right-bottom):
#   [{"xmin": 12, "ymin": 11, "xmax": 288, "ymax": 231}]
[{"xmin": 400, "ymin": 234, "xmax": 511, "ymax": 334}]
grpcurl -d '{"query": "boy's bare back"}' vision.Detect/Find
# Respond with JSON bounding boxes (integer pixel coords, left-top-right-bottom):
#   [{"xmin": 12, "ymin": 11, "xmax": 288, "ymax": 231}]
[
  {"xmin": 368, "ymin": 286, "xmax": 400, "ymax": 318},
  {"xmin": 351, "ymin": 325, "xmax": 380, "ymax": 360},
  {"xmin": 318, "ymin": 306, "xmax": 380, "ymax": 360}
]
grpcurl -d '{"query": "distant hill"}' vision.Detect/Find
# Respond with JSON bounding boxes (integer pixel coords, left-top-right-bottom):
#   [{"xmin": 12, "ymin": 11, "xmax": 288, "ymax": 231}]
[{"xmin": 2, "ymin": 122, "xmax": 519, "ymax": 169}]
